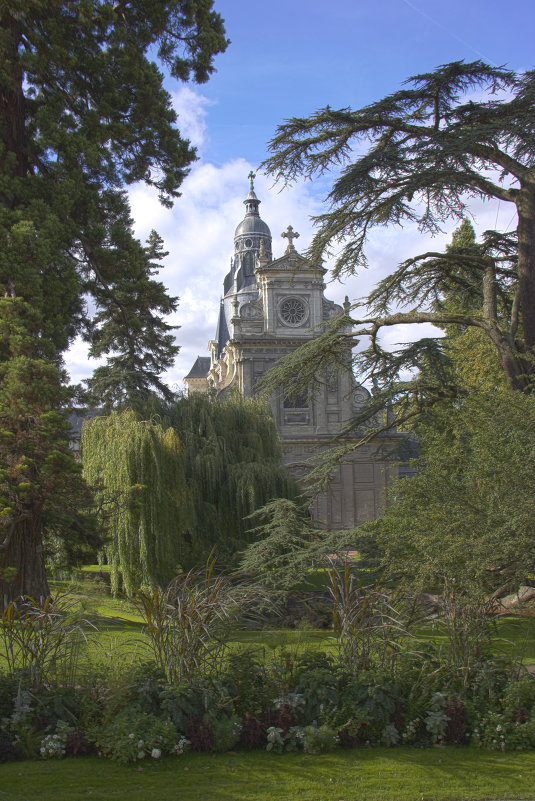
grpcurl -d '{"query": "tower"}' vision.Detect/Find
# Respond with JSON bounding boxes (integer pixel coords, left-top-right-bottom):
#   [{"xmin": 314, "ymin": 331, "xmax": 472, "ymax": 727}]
[{"xmin": 185, "ymin": 176, "xmax": 396, "ymax": 528}]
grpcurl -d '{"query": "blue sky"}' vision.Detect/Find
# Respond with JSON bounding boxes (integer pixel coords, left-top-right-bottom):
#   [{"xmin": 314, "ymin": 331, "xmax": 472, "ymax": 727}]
[{"xmin": 66, "ymin": 0, "xmax": 535, "ymax": 389}]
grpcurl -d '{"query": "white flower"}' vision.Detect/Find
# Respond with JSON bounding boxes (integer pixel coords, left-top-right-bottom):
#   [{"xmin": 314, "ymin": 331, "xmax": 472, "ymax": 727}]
[
  {"xmin": 137, "ymin": 751, "xmax": 145, "ymax": 760},
  {"xmin": 138, "ymin": 740, "xmax": 144, "ymax": 748},
  {"xmin": 151, "ymin": 748, "xmax": 161, "ymax": 759},
  {"xmin": 128, "ymin": 733, "xmax": 135, "ymax": 740},
  {"xmin": 496, "ymin": 724, "xmax": 502, "ymax": 732}
]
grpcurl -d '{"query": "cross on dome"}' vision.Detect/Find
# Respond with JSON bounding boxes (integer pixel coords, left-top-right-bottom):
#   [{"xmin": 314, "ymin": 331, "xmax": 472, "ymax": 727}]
[
  {"xmin": 281, "ymin": 224, "xmax": 300, "ymax": 252},
  {"xmin": 248, "ymin": 170, "xmax": 256, "ymax": 191}
]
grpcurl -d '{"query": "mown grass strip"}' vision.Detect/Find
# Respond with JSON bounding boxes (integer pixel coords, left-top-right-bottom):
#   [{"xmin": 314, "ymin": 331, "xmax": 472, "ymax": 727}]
[{"xmin": 1, "ymin": 748, "xmax": 534, "ymax": 801}]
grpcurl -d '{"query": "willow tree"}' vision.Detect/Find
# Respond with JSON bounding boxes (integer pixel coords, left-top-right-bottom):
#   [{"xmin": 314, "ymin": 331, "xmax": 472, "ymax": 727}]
[
  {"xmin": 167, "ymin": 393, "xmax": 300, "ymax": 566},
  {"xmin": 81, "ymin": 411, "xmax": 193, "ymax": 595}
]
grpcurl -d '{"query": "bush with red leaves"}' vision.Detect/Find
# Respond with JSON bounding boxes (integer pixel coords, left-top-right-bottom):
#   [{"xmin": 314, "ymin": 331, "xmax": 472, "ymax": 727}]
[{"xmin": 186, "ymin": 717, "xmax": 214, "ymax": 753}]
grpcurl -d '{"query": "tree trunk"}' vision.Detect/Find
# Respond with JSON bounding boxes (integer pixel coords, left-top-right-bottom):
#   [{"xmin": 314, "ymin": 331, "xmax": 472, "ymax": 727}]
[
  {"xmin": 516, "ymin": 185, "xmax": 535, "ymax": 351},
  {"xmin": 0, "ymin": 516, "xmax": 49, "ymax": 610}
]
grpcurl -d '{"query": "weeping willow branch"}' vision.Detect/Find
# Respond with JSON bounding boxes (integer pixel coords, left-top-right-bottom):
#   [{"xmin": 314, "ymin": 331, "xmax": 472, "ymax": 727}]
[{"xmin": 81, "ymin": 410, "xmax": 193, "ymax": 595}]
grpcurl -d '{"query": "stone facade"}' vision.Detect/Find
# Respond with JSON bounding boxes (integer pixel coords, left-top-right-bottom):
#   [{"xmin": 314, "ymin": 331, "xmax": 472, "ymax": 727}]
[{"xmin": 184, "ymin": 176, "xmax": 399, "ymax": 528}]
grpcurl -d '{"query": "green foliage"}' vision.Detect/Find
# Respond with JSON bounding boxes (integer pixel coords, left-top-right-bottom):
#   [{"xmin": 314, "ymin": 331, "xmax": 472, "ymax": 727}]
[
  {"xmin": 133, "ymin": 565, "xmax": 239, "ymax": 682},
  {"xmin": 302, "ymin": 724, "xmax": 338, "ymax": 754},
  {"xmin": 81, "ymin": 410, "xmax": 193, "ymax": 595},
  {"xmin": 0, "ymin": 1, "xmax": 227, "ymax": 599},
  {"xmin": 0, "ymin": 594, "xmax": 94, "ymax": 687},
  {"xmin": 0, "ymin": 299, "xmax": 95, "ymax": 603},
  {"xmin": 92, "ymin": 708, "xmax": 177, "ymax": 764},
  {"xmin": 371, "ymin": 391, "xmax": 535, "ymax": 597},
  {"xmin": 167, "ymin": 393, "xmax": 300, "ymax": 566},
  {"xmin": 239, "ymin": 499, "xmax": 315, "ymax": 589},
  {"xmin": 328, "ymin": 566, "xmax": 412, "ymax": 674},
  {"xmin": 264, "ymin": 59, "xmax": 531, "ymax": 281},
  {"xmin": 262, "ymin": 61, "xmax": 535, "ymax": 442}
]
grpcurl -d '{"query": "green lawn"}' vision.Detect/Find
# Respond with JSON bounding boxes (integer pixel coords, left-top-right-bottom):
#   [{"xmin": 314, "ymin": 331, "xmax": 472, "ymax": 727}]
[
  {"xmin": 3, "ymin": 576, "xmax": 535, "ymax": 671},
  {"xmin": 1, "ymin": 748, "xmax": 534, "ymax": 801}
]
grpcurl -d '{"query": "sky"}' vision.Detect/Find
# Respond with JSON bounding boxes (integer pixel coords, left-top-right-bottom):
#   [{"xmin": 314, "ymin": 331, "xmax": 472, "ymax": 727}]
[{"xmin": 65, "ymin": 0, "xmax": 535, "ymax": 391}]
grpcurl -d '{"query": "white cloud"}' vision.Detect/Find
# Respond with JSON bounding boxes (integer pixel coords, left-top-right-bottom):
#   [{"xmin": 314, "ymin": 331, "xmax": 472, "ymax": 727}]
[
  {"xmin": 171, "ymin": 86, "xmax": 213, "ymax": 152},
  {"xmin": 65, "ymin": 155, "xmax": 519, "ymax": 392}
]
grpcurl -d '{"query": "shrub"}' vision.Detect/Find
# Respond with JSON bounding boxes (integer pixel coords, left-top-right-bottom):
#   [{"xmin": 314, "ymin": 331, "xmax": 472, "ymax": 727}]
[
  {"xmin": 0, "ymin": 731, "xmax": 24, "ymax": 763},
  {"xmin": 210, "ymin": 714, "xmax": 242, "ymax": 752},
  {"xmin": 473, "ymin": 710, "xmax": 535, "ymax": 751},
  {"xmin": 92, "ymin": 708, "xmax": 177, "ymax": 764},
  {"xmin": 302, "ymin": 724, "xmax": 338, "ymax": 754},
  {"xmin": 238, "ymin": 713, "xmax": 265, "ymax": 750},
  {"xmin": 185, "ymin": 717, "xmax": 213, "ymax": 753}
]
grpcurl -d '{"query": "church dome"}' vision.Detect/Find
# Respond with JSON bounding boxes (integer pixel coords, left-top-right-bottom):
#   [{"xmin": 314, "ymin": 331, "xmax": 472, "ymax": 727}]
[
  {"xmin": 234, "ymin": 215, "xmax": 271, "ymax": 238},
  {"xmin": 233, "ymin": 172, "xmax": 272, "ymax": 245}
]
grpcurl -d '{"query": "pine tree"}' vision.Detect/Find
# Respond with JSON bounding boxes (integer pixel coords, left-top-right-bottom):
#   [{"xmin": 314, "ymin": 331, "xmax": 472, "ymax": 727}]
[
  {"xmin": 0, "ymin": 299, "xmax": 93, "ymax": 605},
  {"xmin": 0, "ymin": 1, "xmax": 227, "ymax": 605}
]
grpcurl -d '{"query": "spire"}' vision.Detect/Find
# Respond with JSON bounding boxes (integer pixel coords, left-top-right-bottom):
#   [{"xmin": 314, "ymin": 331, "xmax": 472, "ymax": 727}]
[
  {"xmin": 248, "ymin": 170, "xmax": 257, "ymax": 196},
  {"xmin": 243, "ymin": 171, "xmax": 260, "ymax": 216}
]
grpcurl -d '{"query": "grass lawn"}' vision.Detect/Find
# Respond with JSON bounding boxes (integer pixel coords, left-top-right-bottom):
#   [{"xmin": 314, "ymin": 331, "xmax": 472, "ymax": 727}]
[{"xmin": 1, "ymin": 748, "xmax": 534, "ymax": 801}]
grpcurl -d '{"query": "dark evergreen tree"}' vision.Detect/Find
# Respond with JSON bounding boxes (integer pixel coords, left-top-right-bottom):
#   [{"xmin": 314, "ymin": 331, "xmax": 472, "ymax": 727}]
[
  {"xmin": 0, "ymin": 299, "xmax": 94, "ymax": 604},
  {"xmin": 0, "ymin": 1, "xmax": 227, "ymax": 605}
]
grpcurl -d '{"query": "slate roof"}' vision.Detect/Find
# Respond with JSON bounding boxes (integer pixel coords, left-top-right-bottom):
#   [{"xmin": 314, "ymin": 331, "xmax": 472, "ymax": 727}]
[{"xmin": 184, "ymin": 356, "xmax": 211, "ymax": 379}]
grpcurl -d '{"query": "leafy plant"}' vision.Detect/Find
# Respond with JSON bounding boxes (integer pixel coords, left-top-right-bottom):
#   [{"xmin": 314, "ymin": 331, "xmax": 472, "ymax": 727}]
[
  {"xmin": 0, "ymin": 594, "xmax": 95, "ymax": 686},
  {"xmin": 424, "ymin": 693, "xmax": 449, "ymax": 744},
  {"xmin": 294, "ymin": 667, "xmax": 338, "ymax": 724},
  {"xmin": 92, "ymin": 708, "xmax": 177, "ymax": 764},
  {"xmin": 328, "ymin": 566, "xmax": 412, "ymax": 674},
  {"xmin": 209, "ymin": 714, "xmax": 242, "ymax": 753},
  {"xmin": 302, "ymin": 724, "xmax": 338, "ymax": 754},
  {"xmin": 133, "ymin": 562, "xmax": 239, "ymax": 682}
]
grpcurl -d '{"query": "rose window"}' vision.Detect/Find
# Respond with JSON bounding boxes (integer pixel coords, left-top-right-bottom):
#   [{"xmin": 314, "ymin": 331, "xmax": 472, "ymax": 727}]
[{"xmin": 279, "ymin": 298, "xmax": 306, "ymax": 326}]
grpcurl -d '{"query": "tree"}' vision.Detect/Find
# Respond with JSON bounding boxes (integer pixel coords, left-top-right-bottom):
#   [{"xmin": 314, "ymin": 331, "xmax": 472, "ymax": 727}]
[
  {"xmin": 238, "ymin": 499, "xmax": 315, "ymax": 591},
  {"xmin": 167, "ymin": 393, "xmax": 300, "ymax": 566},
  {"xmin": 367, "ymin": 391, "xmax": 535, "ymax": 599},
  {"xmin": 82, "ymin": 410, "xmax": 193, "ymax": 595},
  {"xmin": 0, "ymin": 299, "xmax": 94, "ymax": 605},
  {"xmin": 262, "ymin": 61, "xmax": 535, "ymax": 409},
  {"xmin": 81, "ymin": 395, "xmax": 300, "ymax": 592},
  {"xmin": 0, "ymin": 1, "xmax": 228, "ymax": 604},
  {"xmin": 84, "ymin": 208, "xmax": 180, "ymax": 412}
]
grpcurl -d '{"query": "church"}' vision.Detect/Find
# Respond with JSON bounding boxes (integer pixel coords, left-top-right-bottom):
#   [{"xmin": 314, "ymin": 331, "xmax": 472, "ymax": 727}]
[{"xmin": 185, "ymin": 175, "xmax": 400, "ymax": 529}]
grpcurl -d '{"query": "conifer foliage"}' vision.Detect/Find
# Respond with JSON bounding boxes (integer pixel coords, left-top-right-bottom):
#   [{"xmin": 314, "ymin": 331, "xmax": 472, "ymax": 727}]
[
  {"xmin": 0, "ymin": 1, "xmax": 228, "ymax": 604},
  {"xmin": 262, "ymin": 61, "xmax": 535, "ymax": 420}
]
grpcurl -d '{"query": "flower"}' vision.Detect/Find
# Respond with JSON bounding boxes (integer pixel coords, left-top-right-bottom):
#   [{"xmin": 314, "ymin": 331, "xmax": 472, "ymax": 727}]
[
  {"xmin": 151, "ymin": 748, "xmax": 161, "ymax": 759},
  {"xmin": 128, "ymin": 733, "xmax": 135, "ymax": 740},
  {"xmin": 137, "ymin": 751, "xmax": 145, "ymax": 760}
]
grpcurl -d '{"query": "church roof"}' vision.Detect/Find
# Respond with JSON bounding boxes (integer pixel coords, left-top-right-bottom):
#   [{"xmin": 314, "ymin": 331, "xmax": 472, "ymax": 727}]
[
  {"xmin": 215, "ymin": 299, "xmax": 230, "ymax": 357},
  {"xmin": 234, "ymin": 215, "xmax": 271, "ymax": 237},
  {"xmin": 184, "ymin": 356, "xmax": 211, "ymax": 379}
]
